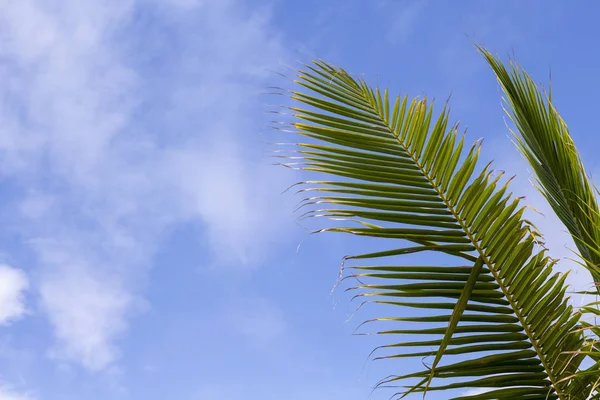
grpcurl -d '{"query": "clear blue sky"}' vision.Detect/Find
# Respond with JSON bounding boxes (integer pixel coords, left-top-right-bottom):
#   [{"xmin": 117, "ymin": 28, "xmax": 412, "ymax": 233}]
[{"xmin": 0, "ymin": 1, "xmax": 599, "ymax": 399}]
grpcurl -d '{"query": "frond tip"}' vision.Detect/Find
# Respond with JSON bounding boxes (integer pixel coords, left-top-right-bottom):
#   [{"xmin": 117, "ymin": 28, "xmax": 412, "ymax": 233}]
[{"xmin": 478, "ymin": 45, "xmax": 600, "ymax": 289}]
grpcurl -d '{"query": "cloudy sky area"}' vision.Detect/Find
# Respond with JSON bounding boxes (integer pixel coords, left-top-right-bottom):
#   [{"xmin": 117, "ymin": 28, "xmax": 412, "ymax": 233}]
[{"xmin": 0, "ymin": 0, "xmax": 599, "ymax": 399}]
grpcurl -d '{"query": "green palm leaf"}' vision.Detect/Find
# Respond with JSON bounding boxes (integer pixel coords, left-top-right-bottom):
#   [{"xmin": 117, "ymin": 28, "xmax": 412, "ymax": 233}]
[
  {"xmin": 479, "ymin": 47, "xmax": 600, "ymax": 397},
  {"xmin": 278, "ymin": 60, "xmax": 592, "ymax": 398},
  {"xmin": 479, "ymin": 46, "xmax": 600, "ymax": 289}
]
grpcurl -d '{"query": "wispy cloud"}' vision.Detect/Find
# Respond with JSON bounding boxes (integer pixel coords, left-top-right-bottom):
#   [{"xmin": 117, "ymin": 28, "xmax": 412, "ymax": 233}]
[
  {"xmin": 0, "ymin": 382, "xmax": 35, "ymax": 400},
  {"xmin": 0, "ymin": 265, "xmax": 29, "ymax": 325},
  {"xmin": 383, "ymin": 0, "xmax": 426, "ymax": 45},
  {"xmin": 0, "ymin": 0, "xmax": 291, "ymax": 371}
]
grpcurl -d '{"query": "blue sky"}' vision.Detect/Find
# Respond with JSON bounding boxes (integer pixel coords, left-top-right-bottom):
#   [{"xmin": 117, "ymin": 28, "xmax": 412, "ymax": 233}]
[{"xmin": 0, "ymin": 1, "xmax": 599, "ymax": 399}]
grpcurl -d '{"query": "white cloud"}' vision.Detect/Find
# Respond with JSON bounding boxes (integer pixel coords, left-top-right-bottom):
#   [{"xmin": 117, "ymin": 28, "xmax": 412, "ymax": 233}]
[
  {"xmin": 170, "ymin": 147, "xmax": 291, "ymax": 266},
  {"xmin": 0, "ymin": 265, "xmax": 29, "ymax": 325},
  {"xmin": 36, "ymin": 245, "xmax": 134, "ymax": 371},
  {"xmin": 0, "ymin": 382, "xmax": 35, "ymax": 400},
  {"xmin": 0, "ymin": 0, "xmax": 291, "ymax": 371},
  {"xmin": 0, "ymin": 390, "xmax": 33, "ymax": 400}
]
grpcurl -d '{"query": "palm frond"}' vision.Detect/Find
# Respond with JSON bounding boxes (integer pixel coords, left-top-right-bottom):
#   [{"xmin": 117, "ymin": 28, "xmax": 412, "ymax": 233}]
[
  {"xmin": 479, "ymin": 46, "xmax": 600, "ymax": 289},
  {"xmin": 277, "ymin": 60, "xmax": 590, "ymax": 399}
]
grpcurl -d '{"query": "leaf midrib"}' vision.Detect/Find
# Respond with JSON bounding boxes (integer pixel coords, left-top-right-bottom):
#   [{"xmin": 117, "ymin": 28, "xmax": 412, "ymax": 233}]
[{"xmin": 350, "ymin": 81, "xmax": 564, "ymax": 398}]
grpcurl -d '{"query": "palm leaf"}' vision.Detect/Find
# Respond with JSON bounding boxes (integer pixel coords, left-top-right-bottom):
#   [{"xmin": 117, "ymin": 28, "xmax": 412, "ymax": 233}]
[
  {"xmin": 479, "ymin": 46, "xmax": 600, "ymax": 289},
  {"xmin": 277, "ymin": 60, "xmax": 591, "ymax": 398}
]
